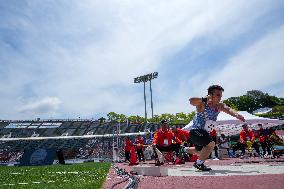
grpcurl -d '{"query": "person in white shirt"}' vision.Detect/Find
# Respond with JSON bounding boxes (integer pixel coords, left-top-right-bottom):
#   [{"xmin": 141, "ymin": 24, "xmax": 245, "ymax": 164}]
[{"xmin": 219, "ymin": 133, "xmax": 230, "ymax": 155}]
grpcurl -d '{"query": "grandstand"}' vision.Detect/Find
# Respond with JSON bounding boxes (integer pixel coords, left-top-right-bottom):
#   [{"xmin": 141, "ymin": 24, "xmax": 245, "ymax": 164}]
[{"xmin": 0, "ymin": 119, "xmax": 162, "ymax": 164}]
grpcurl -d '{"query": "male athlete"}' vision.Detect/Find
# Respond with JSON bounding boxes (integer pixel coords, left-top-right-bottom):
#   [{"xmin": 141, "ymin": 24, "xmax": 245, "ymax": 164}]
[{"xmin": 188, "ymin": 85, "xmax": 245, "ymax": 171}]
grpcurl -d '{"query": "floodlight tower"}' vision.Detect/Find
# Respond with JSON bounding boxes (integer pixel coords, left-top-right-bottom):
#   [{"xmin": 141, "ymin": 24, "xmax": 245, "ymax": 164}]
[{"xmin": 134, "ymin": 72, "xmax": 158, "ymax": 123}]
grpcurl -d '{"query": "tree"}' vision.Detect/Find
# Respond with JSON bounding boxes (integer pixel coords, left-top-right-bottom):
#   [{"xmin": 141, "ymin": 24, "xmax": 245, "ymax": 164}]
[
  {"xmin": 117, "ymin": 114, "xmax": 127, "ymax": 123},
  {"xmin": 160, "ymin": 113, "xmax": 175, "ymax": 123},
  {"xmin": 147, "ymin": 115, "xmax": 160, "ymax": 123},
  {"xmin": 107, "ymin": 112, "xmax": 120, "ymax": 121},
  {"xmin": 224, "ymin": 90, "xmax": 283, "ymax": 113},
  {"xmin": 187, "ymin": 112, "xmax": 195, "ymax": 122},
  {"xmin": 176, "ymin": 112, "xmax": 187, "ymax": 120},
  {"xmin": 223, "ymin": 98, "xmax": 239, "ymax": 111},
  {"xmin": 128, "ymin": 115, "xmax": 138, "ymax": 123},
  {"xmin": 98, "ymin": 117, "xmax": 106, "ymax": 123},
  {"xmin": 127, "ymin": 115, "xmax": 144, "ymax": 123},
  {"xmin": 246, "ymin": 90, "xmax": 279, "ymax": 108}
]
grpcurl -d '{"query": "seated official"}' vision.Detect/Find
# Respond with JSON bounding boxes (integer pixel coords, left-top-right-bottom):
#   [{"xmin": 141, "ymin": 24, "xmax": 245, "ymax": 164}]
[
  {"xmin": 171, "ymin": 125, "xmax": 191, "ymax": 162},
  {"xmin": 257, "ymin": 124, "xmax": 272, "ymax": 156},
  {"xmin": 238, "ymin": 124, "xmax": 260, "ymax": 158},
  {"xmin": 171, "ymin": 125, "xmax": 191, "ymax": 146},
  {"xmin": 152, "ymin": 120, "xmax": 182, "ymax": 164}
]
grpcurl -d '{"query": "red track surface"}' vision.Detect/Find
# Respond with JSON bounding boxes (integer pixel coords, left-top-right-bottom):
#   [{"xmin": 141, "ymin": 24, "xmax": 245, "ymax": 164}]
[{"xmin": 103, "ymin": 158, "xmax": 284, "ymax": 189}]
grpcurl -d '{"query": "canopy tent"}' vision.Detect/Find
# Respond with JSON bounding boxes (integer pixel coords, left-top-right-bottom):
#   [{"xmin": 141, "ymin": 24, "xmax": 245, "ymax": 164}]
[
  {"xmin": 252, "ymin": 107, "xmax": 272, "ymax": 115},
  {"xmin": 182, "ymin": 111, "xmax": 284, "ymax": 136}
]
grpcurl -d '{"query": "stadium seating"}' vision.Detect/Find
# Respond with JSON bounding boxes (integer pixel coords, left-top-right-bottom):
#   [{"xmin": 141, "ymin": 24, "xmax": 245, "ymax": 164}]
[{"xmin": 0, "ymin": 120, "xmax": 177, "ymax": 163}]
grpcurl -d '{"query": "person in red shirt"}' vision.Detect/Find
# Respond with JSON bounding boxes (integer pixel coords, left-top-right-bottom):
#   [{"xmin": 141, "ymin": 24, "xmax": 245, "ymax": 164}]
[
  {"xmin": 135, "ymin": 134, "xmax": 145, "ymax": 162},
  {"xmin": 171, "ymin": 126, "xmax": 190, "ymax": 144},
  {"xmin": 124, "ymin": 136, "xmax": 133, "ymax": 162},
  {"xmin": 209, "ymin": 129, "xmax": 219, "ymax": 159},
  {"xmin": 171, "ymin": 125, "xmax": 191, "ymax": 162},
  {"xmin": 152, "ymin": 120, "xmax": 182, "ymax": 165},
  {"xmin": 257, "ymin": 124, "xmax": 271, "ymax": 157},
  {"xmin": 239, "ymin": 124, "xmax": 260, "ymax": 158}
]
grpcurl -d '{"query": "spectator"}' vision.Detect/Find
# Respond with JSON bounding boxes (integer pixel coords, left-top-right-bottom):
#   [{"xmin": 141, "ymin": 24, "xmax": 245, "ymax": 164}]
[
  {"xmin": 209, "ymin": 129, "xmax": 219, "ymax": 160},
  {"xmin": 135, "ymin": 134, "xmax": 145, "ymax": 162},
  {"xmin": 124, "ymin": 137, "xmax": 132, "ymax": 162},
  {"xmin": 219, "ymin": 133, "xmax": 230, "ymax": 157},
  {"xmin": 144, "ymin": 129, "xmax": 153, "ymax": 145},
  {"xmin": 171, "ymin": 125, "xmax": 191, "ymax": 145},
  {"xmin": 152, "ymin": 120, "xmax": 182, "ymax": 166},
  {"xmin": 144, "ymin": 130, "xmax": 154, "ymax": 160},
  {"xmin": 269, "ymin": 127, "xmax": 283, "ymax": 146},
  {"xmin": 239, "ymin": 124, "xmax": 260, "ymax": 158},
  {"xmin": 257, "ymin": 124, "xmax": 271, "ymax": 157},
  {"xmin": 171, "ymin": 125, "xmax": 191, "ymax": 163}
]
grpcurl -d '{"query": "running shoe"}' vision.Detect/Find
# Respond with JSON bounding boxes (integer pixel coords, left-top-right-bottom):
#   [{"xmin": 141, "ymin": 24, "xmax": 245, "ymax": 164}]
[
  {"xmin": 155, "ymin": 160, "xmax": 164, "ymax": 166},
  {"xmin": 193, "ymin": 162, "xmax": 212, "ymax": 171}
]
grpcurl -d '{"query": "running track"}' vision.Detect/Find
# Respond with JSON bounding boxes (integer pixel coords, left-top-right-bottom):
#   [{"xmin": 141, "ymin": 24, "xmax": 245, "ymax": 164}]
[{"xmin": 103, "ymin": 158, "xmax": 284, "ymax": 189}]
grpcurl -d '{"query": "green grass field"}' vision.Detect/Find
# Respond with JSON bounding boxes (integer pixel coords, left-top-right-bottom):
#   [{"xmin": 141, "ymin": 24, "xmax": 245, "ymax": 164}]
[{"xmin": 0, "ymin": 162, "xmax": 111, "ymax": 189}]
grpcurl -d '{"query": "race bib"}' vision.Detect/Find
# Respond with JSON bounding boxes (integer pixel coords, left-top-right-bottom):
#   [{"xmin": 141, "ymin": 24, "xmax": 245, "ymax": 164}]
[
  {"xmin": 204, "ymin": 120, "xmax": 217, "ymax": 132},
  {"xmin": 163, "ymin": 139, "xmax": 168, "ymax": 146}
]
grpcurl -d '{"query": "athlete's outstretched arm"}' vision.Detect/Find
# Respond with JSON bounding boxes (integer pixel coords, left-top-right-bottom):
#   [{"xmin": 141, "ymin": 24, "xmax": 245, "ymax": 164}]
[
  {"xmin": 220, "ymin": 103, "xmax": 245, "ymax": 122},
  {"xmin": 189, "ymin": 96, "xmax": 210, "ymax": 106},
  {"xmin": 189, "ymin": 98, "xmax": 202, "ymax": 106}
]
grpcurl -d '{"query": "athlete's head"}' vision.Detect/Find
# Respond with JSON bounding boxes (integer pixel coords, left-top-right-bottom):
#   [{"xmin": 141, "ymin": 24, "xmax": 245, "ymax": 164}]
[{"xmin": 207, "ymin": 85, "xmax": 224, "ymax": 103}]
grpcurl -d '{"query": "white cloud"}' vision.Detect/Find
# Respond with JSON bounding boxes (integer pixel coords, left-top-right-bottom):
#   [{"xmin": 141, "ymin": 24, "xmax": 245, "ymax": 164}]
[
  {"xmin": 204, "ymin": 24, "xmax": 284, "ymax": 98},
  {"xmin": 0, "ymin": 0, "xmax": 283, "ymax": 119},
  {"xmin": 18, "ymin": 97, "xmax": 61, "ymax": 117}
]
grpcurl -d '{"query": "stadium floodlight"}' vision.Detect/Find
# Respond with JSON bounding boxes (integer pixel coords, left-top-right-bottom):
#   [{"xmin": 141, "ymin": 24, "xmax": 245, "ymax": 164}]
[
  {"xmin": 134, "ymin": 72, "xmax": 158, "ymax": 83},
  {"xmin": 134, "ymin": 72, "xmax": 158, "ymax": 123}
]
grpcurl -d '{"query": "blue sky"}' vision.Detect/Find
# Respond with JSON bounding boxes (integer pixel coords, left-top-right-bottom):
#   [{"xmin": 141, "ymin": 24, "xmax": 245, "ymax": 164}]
[{"xmin": 1, "ymin": 0, "xmax": 284, "ymax": 120}]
